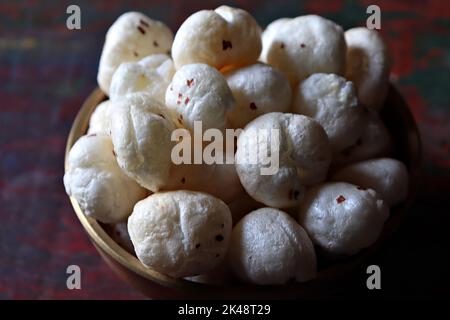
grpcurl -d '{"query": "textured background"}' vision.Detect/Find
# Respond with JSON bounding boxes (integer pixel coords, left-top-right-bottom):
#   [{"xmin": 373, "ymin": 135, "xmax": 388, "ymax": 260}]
[{"xmin": 0, "ymin": 0, "xmax": 449, "ymax": 299}]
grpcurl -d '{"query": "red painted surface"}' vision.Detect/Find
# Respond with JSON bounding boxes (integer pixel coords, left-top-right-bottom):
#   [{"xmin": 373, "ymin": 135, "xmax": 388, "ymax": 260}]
[{"xmin": 0, "ymin": 0, "xmax": 449, "ymax": 299}]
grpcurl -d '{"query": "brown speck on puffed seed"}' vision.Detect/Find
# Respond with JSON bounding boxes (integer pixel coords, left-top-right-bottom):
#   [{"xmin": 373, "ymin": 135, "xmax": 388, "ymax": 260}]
[
  {"xmin": 249, "ymin": 102, "xmax": 257, "ymax": 110},
  {"xmin": 181, "ymin": 177, "xmax": 186, "ymax": 184},
  {"xmin": 153, "ymin": 40, "xmax": 158, "ymax": 47},
  {"xmin": 158, "ymin": 113, "xmax": 165, "ymax": 119},
  {"xmin": 215, "ymin": 235, "xmax": 224, "ymax": 242},
  {"xmin": 222, "ymin": 40, "xmax": 232, "ymax": 50},
  {"xmin": 336, "ymin": 195, "xmax": 346, "ymax": 203},
  {"xmin": 137, "ymin": 26, "xmax": 146, "ymax": 35},
  {"xmin": 112, "ymin": 150, "xmax": 116, "ymax": 157},
  {"xmin": 186, "ymin": 79, "xmax": 194, "ymax": 87},
  {"xmin": 88, "ymin": 133, "xmax": 97, "ymax": 137},
  {"xmin": 139, "ymin": 19, "xmax": 149, "ymax": 28},
  {"xmin": 195, "ymin": 243, "xmax": 200, "ymax": 249},
  {"xmin": 280, "ymin": 42, "xmax": 285, "ymax": 49},
  {"xmin": 133, "ymin": 51, "xmax": 139, "ymax": 57},
  {"xmin": 184, "ymin": 97, "xmax": 190, "ymax": 105},
  {"xmin": 300, "ymin": 43, "xmax": 306, "ymax": 48}
]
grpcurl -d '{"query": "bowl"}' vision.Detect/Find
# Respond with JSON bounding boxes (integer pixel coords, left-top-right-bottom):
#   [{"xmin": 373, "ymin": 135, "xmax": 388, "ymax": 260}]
[{"xmin": 65, "ymin": 84, "xmax": 421, "ymax": 299}]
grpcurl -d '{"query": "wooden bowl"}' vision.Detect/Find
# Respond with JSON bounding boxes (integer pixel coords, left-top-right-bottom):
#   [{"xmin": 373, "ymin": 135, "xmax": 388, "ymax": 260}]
[{"xmin": 65, "ymin": 85, "xmax": 421, "ymax": 299}]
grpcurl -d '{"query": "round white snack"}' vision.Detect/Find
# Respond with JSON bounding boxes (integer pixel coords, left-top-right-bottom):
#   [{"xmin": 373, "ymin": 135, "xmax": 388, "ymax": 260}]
[
  {"xmin": 110, "ymin": 92, "xmax": 176, "ymax": 191},
  {"xmin": 63, "ymin": 134, "xmax": 146, "ymax": 223},
  {"xmin": 292, "ymin": 73, "xmax": 366, "ymax": 152},
  {"xmin": 163, "ymin": 150, "xmax": 243, "ymax": 204},
  {"xmin": 331, "ymin": 158, "xmax": 409, "ymax": 206},
  {"xmin": 172, "ymin": 6, "xmax": 262, "ymax": 70},
  {"xmin": 109, "ymin": 222, "xmax": 135, "ymax": 253},
  {"xmin": 224, "ymin": 63, "xmax": 292, "ymax": 128},
  {"xmin": 332, "ymin": 109, "xmax": 391, "ymax": 168},
  {"xmin": 229, "ymin": 208, "xmax": 317, "ymax": 285},
  {"xmin": 128, "ymin": 191, "xmax": 232, "ymax": 278},
  {"xmin": 298, "ymin": 182, "xmax": 389, "ymax": 256},
  {"xmin": 97, "ymin": 12, "xmax": 173, "ymax": 95},
  {"xmin": 165, "ymin": 63, "xmax": 235, "ymax": 131},
  {"xmin": 345, "ymin": 27, "xmax": 391, "ymax": 111},
  {"xmin": 87, "ymin": 100, "xmax": 112, "ymax": 135},
  {"xmin": 235, "ymin": 112, "xmax": 331, "ymax": 208},
  {"xmin": 260, "ymin": 15, "xmax": 346, "ymax": 85},
  {"xmin": 109, "ymin": 54, "xmax": 175, "ymax": 104},
  {"xmin": 184, "ymin": 261, "xmax": 235, "ymax": 285}
]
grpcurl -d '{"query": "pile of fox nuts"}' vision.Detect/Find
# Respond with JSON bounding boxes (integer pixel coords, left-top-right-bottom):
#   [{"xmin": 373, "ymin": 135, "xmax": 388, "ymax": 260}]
[{"xmin": 64, "ymin": 6, "xmax": 409, "ymax": 286}]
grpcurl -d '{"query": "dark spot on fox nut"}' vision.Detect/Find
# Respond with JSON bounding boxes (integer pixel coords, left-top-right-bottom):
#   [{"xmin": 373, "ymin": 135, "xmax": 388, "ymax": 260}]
[
  {"xmin": 139, "ymin": 19, "xmax": 149, "ymax": 28},
  {"xmin": 137, "ymin": 26, "xmax": 146, "ymax": 35},
  {"xmin": 222, "ymin": 40, "xmax": 232, "ymax": 50},
  {"xmin": 336, "ymin": 195, "xmax": 346, "ymax": 203},
  {"xmin": 153, "ymin": 40, "xmax": 159, "ymax": 47}
]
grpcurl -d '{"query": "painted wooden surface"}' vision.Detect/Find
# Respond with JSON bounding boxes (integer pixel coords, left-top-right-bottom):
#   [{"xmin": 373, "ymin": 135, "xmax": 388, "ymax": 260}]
[{"xmin": 0, "ymin": 0, "xmax": 449, "ymax": 299}]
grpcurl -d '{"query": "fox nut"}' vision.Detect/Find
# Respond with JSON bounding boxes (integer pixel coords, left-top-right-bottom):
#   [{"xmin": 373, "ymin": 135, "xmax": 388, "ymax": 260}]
[
  {"xmin": 260, "ymin": 15, "xmax": 346, "ymax": 85},
  {"xmin": 63, "ymin": 134, "xmax": 146, "ymax": 223},
  {"xmin": 224, "ymin": 63, "xmax": 292, "ymax": 128},
  {"xmin": 332, "ymin": 158, "xmax": 409, "ymax": 206},
  {"xmin": 87, "ymin": 100, "xmax": 112, "ymax": 135},
  {"xmin": 298, "ymin": 182, "xmax": 389, "ymax": 256},
  {"xmin": 235, "ymin": 112, "xmax": 331, "ymax": 208},
  {"xmin": 97, "ymin": 12, "xmax": 173, "ymax": 95},
  {"xmin": 127, "ymin": 191, "xmax": 232, "ymax": 278},
  {"xmin": 229, "ymin": 208, "xmax": 317, "ymax": 285},
  {"xmin": 345, "ymin": 27, "xmax": 391, "ymax": 111},
  {"xmin": 165, "ymin": 63, "xmax": 235, "ymax": 131},
  {"xmin": 109, "ymin": 54, "xmax": 175, "ymax": 104},
  {"xmin": 172, "ymin": 6, "xmax": 262, "ymax": 70},
  {"xmin": 292, "ymin": 73, "xmax": 366, "ymax": 152},
  {"xmin": 110, "ymin": 92, "xmax": 176, "ymax": 191},
  {"xmin": 333, "ymin": 109, "xmax": 391, "ymax": 168}
]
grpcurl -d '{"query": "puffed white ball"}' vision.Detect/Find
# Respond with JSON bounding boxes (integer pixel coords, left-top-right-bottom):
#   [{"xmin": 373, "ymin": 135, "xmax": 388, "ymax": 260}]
[
  {"xmin": 163, "ymin": 150, "xmax": 243, "ymax": 204},
  {"xmin": 109, "ymin": 54, "xmax": 175, "ymax": 104},
  {"xmin": 172, "ymin": 6, "xmax": 262, "ymax": 70},
  {"xmin": 110, "ymin": 92, "xmax": 176, "ymax": 191},
  {"xmin": 229, "ymin": 208, "xmax": 317, "ymax": 285},
  {"xmin": 331, "ymin": 158, "xmax": 409, "ymax": 206},
  {"xmin": 298, "ymin": 182, "xmax": 389, "ymax": 256},
  {"xmin": 235, "ymin": 112, "xmax": 331, "ymax": 208},
  {"xmin": 87, "ymin": 100, "xmax": 112, "ymax": 135},
  {"xmin": 332, "ymin": 109, "xmax": 391, "ymax": 168},
  {"xmin": 97, "ymin": 12, "xmax": 173, "ymax": 95},
  {"xmin": 128, "ymin": 191, "xmax": 232, "ymax": 278},
  {"xmin": 64, "ymin": 134, "xmax": 146, "ymax": 223},
  {"xmin": 224, "ymin": 63, "xmax": 292, "ymax": 128},
  {"xmin": 260, "ymin": 15, "xmax": 346, "ymax": 86},
  {"xmin": 109, "ymin": 221, "xmax": 135, "ymax": 253},
  {"xmin": 345, "ymin": 27, "xmax": 391, "ymax": 111},
  {"xmin": 165, "ymin": 63, "xmax": 235, "ymax": 131},
  {"xmin": 292, "ymin": 73, "xmax": 366, "ymax": 152}
]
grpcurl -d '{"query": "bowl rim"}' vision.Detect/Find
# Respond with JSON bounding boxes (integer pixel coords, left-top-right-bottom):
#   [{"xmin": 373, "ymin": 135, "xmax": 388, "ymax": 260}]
[{"xmin": 65, "ymin": 85, "xmax": 422, "ymax": 294}]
